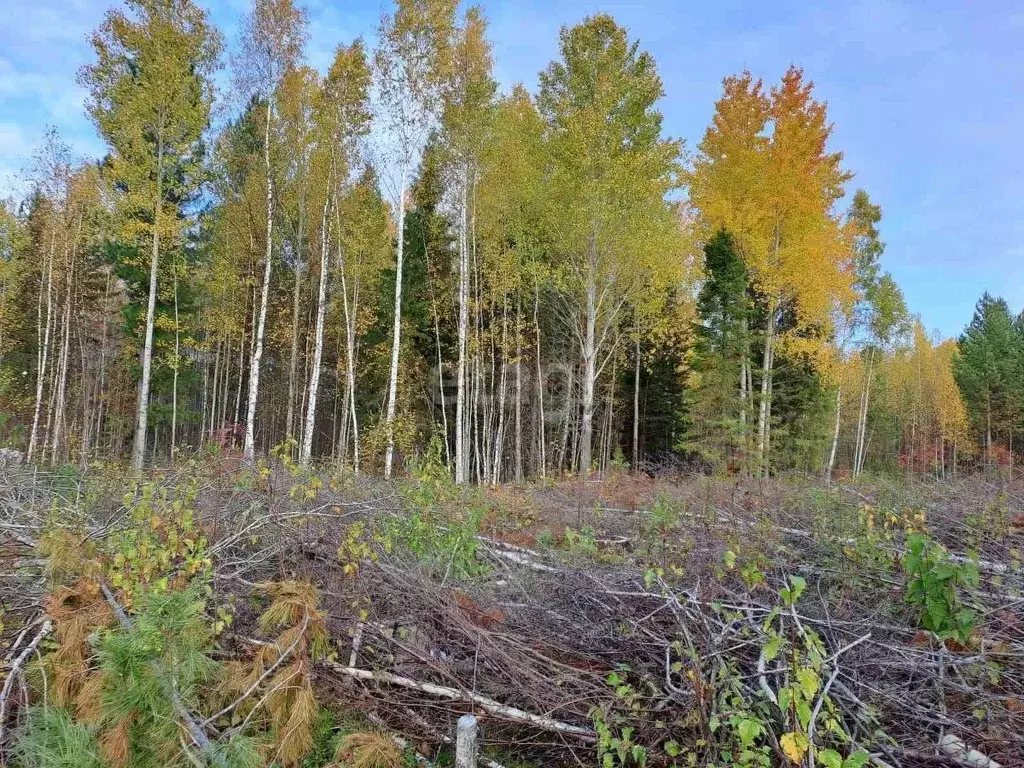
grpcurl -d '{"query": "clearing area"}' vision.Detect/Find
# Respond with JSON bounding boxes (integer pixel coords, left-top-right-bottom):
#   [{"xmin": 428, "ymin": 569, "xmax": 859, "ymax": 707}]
[{"xmin": 2, "ymin": 461, "xmax": 1021, "ymax": 767}]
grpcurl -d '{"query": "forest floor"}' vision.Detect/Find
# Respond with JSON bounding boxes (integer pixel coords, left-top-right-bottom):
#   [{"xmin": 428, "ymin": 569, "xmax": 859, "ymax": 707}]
[{"xmin": 1, "ymin": 459, "xmax": 1023, "ymax": 767}]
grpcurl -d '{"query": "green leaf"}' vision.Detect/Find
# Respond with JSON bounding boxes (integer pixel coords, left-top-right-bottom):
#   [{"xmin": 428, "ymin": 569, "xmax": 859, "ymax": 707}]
[
  {"xmin": 736, "ymin": 718, "xmax": 762, "ymax": 746},
  {"xmin": 797, "ymin": 667, "xmax": 820, "ymax": 699},
  {"xmin": 926, "ymin": 595, "xmax": 948, "ymax": 628},
  {"xmin": 778, "ymin": 686, "xmax": 792, "ymax": 712},
  {"xmin": 843, "ymin": 750, "xmax": 871, "ymax": 768},
  {"xmin": 933, "ymin": 563, "xmax": 957, "ymax": 580},
  {"xmin": 788, "ymin": 575, "xmax": 807, "ymax": 603},
  {"xmin": 796, "ymin": 700, "xmax": 813, "ymax": 730}
]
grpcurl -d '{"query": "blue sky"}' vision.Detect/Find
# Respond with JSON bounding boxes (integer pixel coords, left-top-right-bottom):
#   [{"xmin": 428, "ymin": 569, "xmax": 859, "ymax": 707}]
[{"xmin": 1, "ymin": 0, "xmax": 1021, "ymax": 338}]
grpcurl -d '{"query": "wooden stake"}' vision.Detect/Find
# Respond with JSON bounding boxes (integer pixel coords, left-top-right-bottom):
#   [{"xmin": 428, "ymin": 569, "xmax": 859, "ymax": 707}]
[{"xmin": 455, "ymin": 714, "xmax": 479, "ymax": 768}]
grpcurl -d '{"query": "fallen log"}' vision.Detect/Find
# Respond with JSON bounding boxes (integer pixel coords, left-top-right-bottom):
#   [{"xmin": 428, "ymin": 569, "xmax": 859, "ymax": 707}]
[{"xmin": 321, "ymin": 659, "xmax": 596, "ymax": 740}]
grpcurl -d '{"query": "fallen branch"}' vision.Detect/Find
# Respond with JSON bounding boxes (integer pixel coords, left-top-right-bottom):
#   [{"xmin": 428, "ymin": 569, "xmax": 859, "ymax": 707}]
[
  {"xmin": 322, "ymin": 660, "xmax": 596, "ymax": 740},
  {"xmin": 0, "ymin": 618, "xmax": 52, "ymax": 749},
  {"xmin": 937, "ymin": 734, "xmax": 1002, "ymax": 768}
]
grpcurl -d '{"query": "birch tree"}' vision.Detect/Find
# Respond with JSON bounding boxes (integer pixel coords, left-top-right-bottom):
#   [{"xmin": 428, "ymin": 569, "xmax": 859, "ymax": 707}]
[
  {"xmin": 80, "ymin": 0, "xmax": 220, "ymax": 470},
  {"xmin": 825, "ymin": 189, "xmax": 885, "ymax": 481},
  {"xmin": 333, "ymin": 167, "xmax": 391, "ymax": 473},
  {"xmin": 442, "ymin": 6, "xmax": 496, "ymax": 484},
  {"xmin": 236, "ymin": 0, "xmax": 308, "ymax": 464},
  {"xmin": 277, "ymin": 66, "xmax": 319, "ymax": 447},
  {"xmin": 299, "ymin": 41, "xmax": 372, "ymax": 467},
  {"xmin": 375, "ymin": 0, "xmax": 456, "ymax": 478},
  {"xmin": 476, "ymin": 86, "xmax": 545, "ymax": 482},
  {"xmin": 538, "ymin": 14, "xmax": 682, "ymax": 477}
]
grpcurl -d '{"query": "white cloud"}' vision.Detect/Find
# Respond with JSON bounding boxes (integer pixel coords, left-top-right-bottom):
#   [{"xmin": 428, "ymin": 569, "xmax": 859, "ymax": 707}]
[
  {"xmin": 0, "ymin": 123, "xmax": 34, "ymax": 198},
  {"xmin": 0, "ymin": 123, "xmax": 33, "ymax": 161}
]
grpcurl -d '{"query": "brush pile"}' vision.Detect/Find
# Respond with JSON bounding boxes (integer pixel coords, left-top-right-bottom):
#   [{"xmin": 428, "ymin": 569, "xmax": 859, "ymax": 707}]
[{"xmin": 1, "ymin": 462, "xmax": 1023, "ymax": 767}]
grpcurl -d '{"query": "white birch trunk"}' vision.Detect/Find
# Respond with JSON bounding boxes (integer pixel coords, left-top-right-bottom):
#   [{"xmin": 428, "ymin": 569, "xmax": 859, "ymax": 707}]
[
  {"xmin": 383, "ymin": 168, "xmax": 406, "ymax": 478},
  {"xmin": 454, "ymin": 167, "xmax": 469, "ymax": 485},
  {"xmin": 50, "ymin": 236, "xmax": 73, "ymax": 464},
  {"xmin": 131, "ymin": 137, "xmax": 164, "ymax": 471},
  {"xmin": 170, "ymin": 256, "xmax": 180, "ymax": 465},
  {"xmin": 285, "ymin": 194, "xmax": 305, "ymax": 443},
  {"xmin": 339, "ymin": 263, "xmax": 360, "ymax": 474},
  {"xmin": 578, "ymin": 250, "xmax": 598, "ymax": 478},
  {"xmin": 244, "ymin": 105, "xmax": 275, "ymax": 464},
  {"xmin": 514, "ymin": 292, "xmax": 523, "ymax": 484},
  {"xmin": 491, "ymin": 305, "xmax": 508, "ymax": 483},
  {"xmin": 534, "ymin": 282, "xmax": 545, "ymax": 478},
  {"xmin": 825, "ymin": 386, "xmax": 842, "ymax": 482},
  {"xmin": 300, "ymin": 190, "xmax": 331, "ymax": 467},
  {"xmin": 633, "ymin": 334, "xmax": 641, "ymax": 472},
  {"xmin": 853, "ymin": 347, "xmax": 875, "ymax": 476},
  {"xmin": 756, "ymin": 301, "xmax": 776, "ymax": 476},
  {"xmin": 27, "ymin": 230, "xmax": 55, "ymax": 462}
]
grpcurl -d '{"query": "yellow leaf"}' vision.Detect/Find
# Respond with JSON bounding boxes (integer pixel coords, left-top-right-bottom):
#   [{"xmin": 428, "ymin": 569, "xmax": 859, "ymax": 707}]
[{"xmin": 781, "ymin": 732, "xmax": 808, "ymax": 764}]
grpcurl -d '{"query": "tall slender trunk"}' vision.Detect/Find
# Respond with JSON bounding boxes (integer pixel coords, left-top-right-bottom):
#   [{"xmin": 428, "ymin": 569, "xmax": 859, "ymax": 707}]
[
  {"xmin": 51, "ymin": 231, "xmax": 74, "ymax": 464},
  {"xmin": 131, "ymin": 134, "xmax": 164, "ymax": 471},
  {"xmin": 454, "ymin": 166, "xmax": 470, "ymax": 484},
  {"xmin": 514, "ymin": 291, "xmax": 523, "ymax": 484},
  {"xmin": 558, "ymin": 362, "xmax": 575, "ymax": 473},
  {"xmin": 739, "ymin": 354, "xmax": 747, "ymax": 427},
  {"xmin": 471, "ymin": 352, "xmax": 481, "ymax": 482},
  {"xmin": 985, "ymin": 398, "xmax": 992, "ymax": 469},
  {"xmin": 383, "ymin": 167, "xmax": 407, "ymax": 478},
  {"xmin": 756, "ymin": 228, "xmax": 781, "ymax": 477},
  {"xmin": 854, "ymin": 347, "xmax": 875, "ymax": 476},
  {"xmin": 297, "ymin": 310, "xmax": 312, "ymax": 450},
  {"xmin": 93, "ymin": 268, "xmax": 112, "ymax": 457},
  {"xmin": 204, "ymin": 338, "xmax": 218, "ymax": 441},
  {"xmin": 220, "ymin": 339, "xmax": 230, "ymax": 433},
  {"xmin": 233, "ymin": 329, "xmax": 244, "ymax": 434},
  {"xmin": 423, "ymin": 225, "xmax": 450, "ymax": 467},
  {"xmin": 330, "ymin": 330, "xmax": 342, "ymax": 461},
  {"xmin": 244, "ymin": 105, "xmax": 274, "ymax": 463},
  {"xmin": 28, "ymin": 229, "xmax": 54, "ymax": 462},
  {"xmin": 42, "ymin": 301, "xmax": 59, "ymax": 459},
  {"xmin": 78, "ymin": 318, "xmax": 92, "ymax": 467},
  {"xmin": 533, "ymin": 282, "xmax": 546, "ymax": 479},
  {"xmin": 170, "ymin": 256, "xmax": 180, "ymax": 465},
  {"xmin": 337, "ymin": 367, "xmax": 350, "ymax": 465},
  {"xmin": 740, "ymin": 316, "xmax": 752, "ymax": 467},
  {"xmin": 825, "ymin": 386, "xmax": 842, "ymax": 482},
  {"xmin": 602, "ymin": 354, "xmax": 617, "ymax": 475},
  {"xmin": 286, "ymin": 189, "xmax": 305, "ymax": 443},
  {"xmin": 578, "ymin": 240, "xmax": 598, "ymax": 478},
  {"xmin": 633, "ymin": 333, "xmax": 641, "ymax": 472},
  {"xmin": 338, "ymin": 250, "xmax": 360, "ymax": 474},
  {"xmin": 491, "ymin": 301, "xmax": 508, "ymax": 483},
  {"xmin": 300, "ymin": 188, "xmax": 331, "ymax": 467},
  {"xmin": 756, "ymin": 299, "xmax": 776, "ymax": 476}
]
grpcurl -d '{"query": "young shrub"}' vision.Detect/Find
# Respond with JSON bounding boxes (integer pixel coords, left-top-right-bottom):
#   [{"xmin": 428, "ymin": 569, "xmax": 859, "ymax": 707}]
[
  {"xmin": 903, "ymin": 533, "xmax": 979, "ymax": 644},
  {"xmin": 12, "ymin": 707, "xmax": 102, "ymax": 768},
  {"xmin": 218, "ymin": 580, "xmax": 328, "ymax": 768}
]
